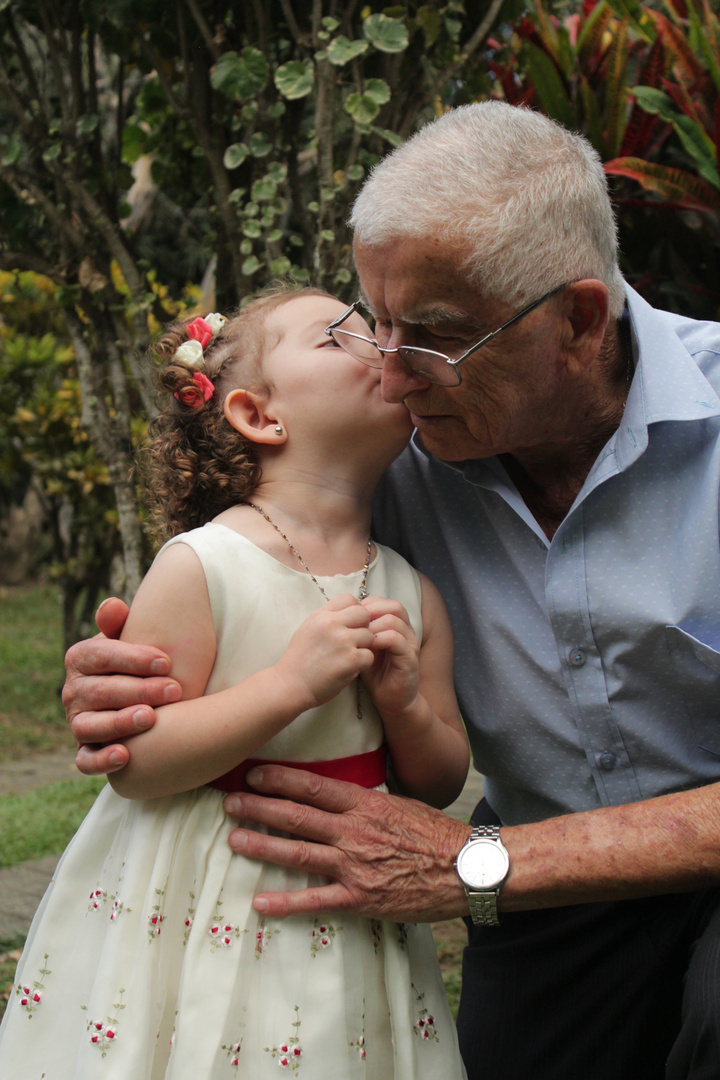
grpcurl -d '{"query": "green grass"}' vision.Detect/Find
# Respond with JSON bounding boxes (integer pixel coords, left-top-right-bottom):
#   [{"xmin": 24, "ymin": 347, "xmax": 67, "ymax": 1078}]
[
  {"xmin": 0, "ymin": 933, "xmax": 26, "ymax": 1022},
  {"xmin": 0, "ymin": 583, "xmax": 68, "ymax": 760},
  {"xmin": 0, "ymin": 775, "xmax": 106, "ymax": 867}
]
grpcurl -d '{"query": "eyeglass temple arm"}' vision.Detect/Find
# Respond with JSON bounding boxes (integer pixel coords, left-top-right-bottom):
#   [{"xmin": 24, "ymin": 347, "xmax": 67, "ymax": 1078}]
[
  {"xmin": 450, "ymin": 282, "xmax": 570, "ymax": 367},
  {"xmin": 324, "ymin": 300, "xmax": 363, "ymax": 334}
]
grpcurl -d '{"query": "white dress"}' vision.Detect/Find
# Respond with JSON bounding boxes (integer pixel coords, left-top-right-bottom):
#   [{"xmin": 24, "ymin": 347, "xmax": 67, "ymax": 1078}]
[{"xmin": 0, "ymin": 523, "xmax": 467, "ymax": 1079}]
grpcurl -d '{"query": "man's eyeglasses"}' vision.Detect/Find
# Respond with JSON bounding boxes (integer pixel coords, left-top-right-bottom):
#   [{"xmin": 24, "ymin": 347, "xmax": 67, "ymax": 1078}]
[{"xmin": 324, "ymin": 282, "xmax": 570, "ymax": 387}]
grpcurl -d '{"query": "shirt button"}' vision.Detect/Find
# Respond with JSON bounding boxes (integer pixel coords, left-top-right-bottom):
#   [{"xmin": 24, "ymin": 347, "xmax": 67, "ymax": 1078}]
[
  {"xmin": 599, "ymin": 751, "xmax": 617, "ymax": 771},
  {"xmin": 569, "ymin": 648, "xmax": 587, "ymax": 667}
]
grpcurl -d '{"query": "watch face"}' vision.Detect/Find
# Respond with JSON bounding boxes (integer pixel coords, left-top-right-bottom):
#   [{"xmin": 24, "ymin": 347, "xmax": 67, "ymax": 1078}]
[{"xmin": 457, "ymin": 839, "xmax": 509, "ymax": 890}]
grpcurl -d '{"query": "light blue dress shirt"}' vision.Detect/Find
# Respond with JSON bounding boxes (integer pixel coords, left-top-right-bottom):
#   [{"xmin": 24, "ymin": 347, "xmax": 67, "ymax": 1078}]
[{"xmin": 373, "ymin": 287, "xmax": 720, "ymax": 826}]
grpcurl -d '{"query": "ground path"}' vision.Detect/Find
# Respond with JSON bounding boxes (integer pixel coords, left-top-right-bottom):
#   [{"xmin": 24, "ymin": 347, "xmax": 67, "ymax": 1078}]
[{"xmin": 0, "ymin": 751, "xmax": 483, "ymax": 939}]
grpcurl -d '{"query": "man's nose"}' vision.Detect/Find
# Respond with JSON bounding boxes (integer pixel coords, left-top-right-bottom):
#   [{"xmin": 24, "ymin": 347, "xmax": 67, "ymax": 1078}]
[{"xmin": 380, "ymin": 349, "xmax": 431, "ymax": 403}]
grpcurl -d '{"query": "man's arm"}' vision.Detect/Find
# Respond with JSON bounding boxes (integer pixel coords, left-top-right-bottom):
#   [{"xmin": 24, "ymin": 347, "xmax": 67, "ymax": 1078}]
[
  {"xmin": 222, "ymin": 766, "xmax": 720, "ymax": 921},
  {"xmin": 63, "ymin": 597, "xmax": 181, "ymax": 774}
]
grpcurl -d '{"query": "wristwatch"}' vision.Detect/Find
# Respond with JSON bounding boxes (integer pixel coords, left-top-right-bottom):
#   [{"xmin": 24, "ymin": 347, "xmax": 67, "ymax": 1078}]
[{"xmin": 455, "ymin": 825, "xmax": 510, "ymax": 926}]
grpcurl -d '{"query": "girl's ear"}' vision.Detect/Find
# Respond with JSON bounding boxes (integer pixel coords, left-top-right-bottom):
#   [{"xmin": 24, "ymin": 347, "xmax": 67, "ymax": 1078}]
[{"xmin": 223, "ymin": 389, "xmax": 287, "ymax": 445}]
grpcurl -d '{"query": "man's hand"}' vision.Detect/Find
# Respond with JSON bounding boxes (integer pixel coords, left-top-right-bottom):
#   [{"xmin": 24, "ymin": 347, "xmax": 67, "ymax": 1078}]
[
  {"xmin": 63, "ymin": 597, "xmax": 182, "ymax": 775},
  {"xmin": 223, "ymin": 765, "xmax": 471, "ymax": 922}
]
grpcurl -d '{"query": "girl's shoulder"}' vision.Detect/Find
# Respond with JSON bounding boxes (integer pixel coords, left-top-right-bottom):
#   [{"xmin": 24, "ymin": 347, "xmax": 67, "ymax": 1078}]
[{"xmin": 156, "ymin": 521, "xmax": 256, "ymax": 565}]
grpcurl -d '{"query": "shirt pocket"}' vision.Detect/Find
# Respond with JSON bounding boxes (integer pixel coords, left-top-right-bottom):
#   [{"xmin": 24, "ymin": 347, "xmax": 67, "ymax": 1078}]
[{"xmin": 665, "ymin": 625, "xmax": 720, "ymax": 758}]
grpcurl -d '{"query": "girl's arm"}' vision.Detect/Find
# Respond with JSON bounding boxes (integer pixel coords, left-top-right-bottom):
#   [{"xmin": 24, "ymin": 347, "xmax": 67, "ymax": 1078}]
[
  {"xmin": 361, "ymin": 573, "xmax": 469, "ymax": 809},
  {"xmin": 109, "ymin": 542, "xmax": 376, "ymax": 801}
]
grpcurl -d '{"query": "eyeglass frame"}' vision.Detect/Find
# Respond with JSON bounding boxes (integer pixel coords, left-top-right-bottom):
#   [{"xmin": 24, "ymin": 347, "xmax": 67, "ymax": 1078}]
[{"xmin": 324, "ymin": 281, "xmax": 571, "ymax": 386}]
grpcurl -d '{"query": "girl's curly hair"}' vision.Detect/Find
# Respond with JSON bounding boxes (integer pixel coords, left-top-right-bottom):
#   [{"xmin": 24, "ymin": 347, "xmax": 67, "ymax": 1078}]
[{"xmin": 143, "ymin": 285, "xmax": 332, "ymax": 543}]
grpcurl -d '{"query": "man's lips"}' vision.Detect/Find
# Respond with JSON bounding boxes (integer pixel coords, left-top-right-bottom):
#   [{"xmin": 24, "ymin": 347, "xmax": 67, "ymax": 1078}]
[{"xmin": 408, "ymin": 410, "xmax": 453, "ymax": 426}]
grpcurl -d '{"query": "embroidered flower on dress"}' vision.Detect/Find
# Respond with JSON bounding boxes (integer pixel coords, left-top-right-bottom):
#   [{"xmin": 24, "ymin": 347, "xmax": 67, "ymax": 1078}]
[
  {"xmin": 277, "ymin": 1045, "xmax": 302, "ymax": 1069},
  {"xmin": 349, "ymin": 1034, "xmax": 366, "ymax": 1059},
  {"xmin": 208, "ymin": 922, "xmax": 238, "ymax": 948},
  {"xmin": 88, "ymin": 887, "xmax": 106, "ymax": 912},
  {"xmin": 411, "ymin": 983, "xmax": 439, "ymax": 1043},
  {"xmin": 16, "ymin": 954, "xmax": 50, "ymax": 1017},
  {"xmin": 255, "ymin": 921, "xmax": 280, "ymax": 959},
  {"xmin": 208, "ymin": 893, "xmax": 247, "ymax": 951},
  {"xmin": 309, "ymin": 919, "xmax": 342, "ymax": 956},
  {"xmin": 183, "ymin": 890, "xmax": 196, "ymax": 946},
  {"xmin": 265, "ymin": 1006, "xmax": 302, "ymax": 1072},
  {"xmin": 147, "ymin": 886, "xmax": 166, "ymax": 940},
  {"xmin": 84, "ymin": 989, "xmax": 126, "ymax": 1057},
  {"xmin": 110, "ymin": 898, "xmax": 130, "ymax": 922}
]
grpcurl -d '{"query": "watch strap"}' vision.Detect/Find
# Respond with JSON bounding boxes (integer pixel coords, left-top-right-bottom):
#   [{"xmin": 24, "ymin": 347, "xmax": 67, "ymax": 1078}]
[{"xmin": 463, "ymin": 824, "xmax": 504, "ymax": 927}]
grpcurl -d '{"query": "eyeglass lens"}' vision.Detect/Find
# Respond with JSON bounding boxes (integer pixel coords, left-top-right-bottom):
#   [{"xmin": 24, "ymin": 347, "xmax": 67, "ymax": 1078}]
[{"xmin": 331, "ymin": 328, "xmax": 462, "ymax": 386}]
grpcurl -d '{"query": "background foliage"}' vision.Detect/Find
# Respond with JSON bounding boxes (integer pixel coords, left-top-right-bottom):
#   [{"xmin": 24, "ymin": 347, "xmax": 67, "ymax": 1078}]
[{"xmin": 0, "ymin": 0, "xmax": 718, "ymax": 644}]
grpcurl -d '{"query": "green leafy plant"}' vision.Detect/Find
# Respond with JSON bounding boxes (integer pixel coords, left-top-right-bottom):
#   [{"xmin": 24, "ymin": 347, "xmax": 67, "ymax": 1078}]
[{"xmin": 487, "ymin": 0, "xmax": 720, "ymax": 317}]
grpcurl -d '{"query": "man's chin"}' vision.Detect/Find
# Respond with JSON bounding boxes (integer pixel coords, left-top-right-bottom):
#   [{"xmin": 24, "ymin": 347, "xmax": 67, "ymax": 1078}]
[{"xmin": 411, "ymin": 417, "xmax": 491, "ymax": 462}]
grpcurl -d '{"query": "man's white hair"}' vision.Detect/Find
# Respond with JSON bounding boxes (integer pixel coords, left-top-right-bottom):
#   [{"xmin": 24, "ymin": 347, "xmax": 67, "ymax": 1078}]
[{"xmin": 350, "ymin": 101, "xmax": 626, "ymax": 318}]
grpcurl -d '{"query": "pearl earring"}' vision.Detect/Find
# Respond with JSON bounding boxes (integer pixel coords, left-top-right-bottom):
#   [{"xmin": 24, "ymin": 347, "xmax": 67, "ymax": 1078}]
[{"xmin": 274, "ymin": 425, "xmax": 283, "ymax": 435}]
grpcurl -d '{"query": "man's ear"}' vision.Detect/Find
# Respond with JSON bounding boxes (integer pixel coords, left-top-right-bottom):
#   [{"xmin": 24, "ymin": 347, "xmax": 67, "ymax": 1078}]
[
  {"xmin": 223, "ymin": 389, "xmax": 286, "ymax": 444},
  {"xmin": 562, "ymin": 280, "xmax": 611, "ymax": 376}
]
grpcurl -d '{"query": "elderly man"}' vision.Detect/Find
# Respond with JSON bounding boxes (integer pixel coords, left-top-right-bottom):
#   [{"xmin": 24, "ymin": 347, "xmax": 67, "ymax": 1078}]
[{"xmin": 65, "ymin": 103, "xmax": 720, "ymax": 1079}]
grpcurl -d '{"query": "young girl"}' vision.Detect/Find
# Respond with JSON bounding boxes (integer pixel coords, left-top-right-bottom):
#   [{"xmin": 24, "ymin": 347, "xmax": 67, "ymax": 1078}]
[{"xmin": 0, "ymin": 287, "xmax": 469, "ymax": 1079}]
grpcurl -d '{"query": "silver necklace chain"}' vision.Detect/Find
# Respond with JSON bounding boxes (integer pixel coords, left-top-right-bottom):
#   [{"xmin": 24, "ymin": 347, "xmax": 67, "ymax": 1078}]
[{"xmin": 247, "ymin": 501, "xmax": 373, "ymax": 718}]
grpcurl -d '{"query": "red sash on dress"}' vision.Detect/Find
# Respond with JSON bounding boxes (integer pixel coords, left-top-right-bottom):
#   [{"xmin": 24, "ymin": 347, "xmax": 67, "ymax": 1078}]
[{"xmin": 207, "ymin": 745, "xmax": 387, "ymax": 793}]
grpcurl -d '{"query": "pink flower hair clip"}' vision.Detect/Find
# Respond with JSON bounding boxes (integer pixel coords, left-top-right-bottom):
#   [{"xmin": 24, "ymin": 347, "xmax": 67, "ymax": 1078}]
[
  {"xmin": 174, "ymin": 371, "xmax": 216, "ymax": 409},
  {"xmin": 171, "ymin": 311, "xmax": 226, "ymax": 409}
]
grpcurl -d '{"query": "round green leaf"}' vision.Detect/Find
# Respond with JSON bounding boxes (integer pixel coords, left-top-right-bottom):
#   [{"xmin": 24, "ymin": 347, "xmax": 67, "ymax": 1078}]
[
  {"xmin": 121, "ymin": 123, "xmax": 150, "ymax": 165},
  {"xmin": 252, "ymin": 177, "xmax": 278, "ymax": 201},
  {"xmin": 249, "ymin": 133, "xmax": 272, "ymax": 158},
  {"xmin": 223, "ymin": 142, "xmax": 249, "ymax": 170},
  {"xmin": 365, "ymin": 79, "xmax": 391, "ymax": 105},
  {"xmin": 363, "ymin": 14, "xmax": 409, "ymax": 53},
  {"xmin": 321, "ymin": 230, "xmax": 335, "ymax": 242},
  {"xmin": 242, "ymin": 255, "xmax": 260, "ymax": 276},
  {"xmin": 267, "ymin": 229, "xmax": 283, "ymax": 242},
  {"xmin": 243, "ymin": 221, "xmax": 262, "ymax": 238},
  {"xmin": 322, "ymin": 16, "xmax": 340, "ymax": 30},
  {"xmin": 373, "ymin": 127, "xmax": 404, "ymax": 149},
  {"xmin": 211, "ymin": 48, "xmax": 268, "ymax": 101},
  {"xmin": 334, "ymin": 268, "xmax": 353, "ymax": 284},
  {"xmin": 271, "ymin": 256, "xmax": 292, "ymax": 275},
  {"xmin": 1, "ymin": 136, "xmax": 23, "ymax": 166},
  {"xmin": 415, "ymin": 6, "xmax": 442, "ymax": 48},
  {"xmin": 344, "ymin": 93, "xmax": 381, "ymax": 125},
  {"xmin": 266, "ymin": 162, "xmax": 288, "ymax": 183},
  {"xmin": 346, "ymin": 164, "xmax": 364, "ymax": 181},
  {"xmin": 327, "ymin": 36, "xmax": 370, "ymax": 67},
  {"xmin": 76, "ymin": 114, "xmax": 99, "ymax": 137},
  {"xmin": 267, "ymin": 101, "xmax": 286, "ymax": 119},
  {"xmin": 240, "ymin": 239, "xmax": 253, "ymax": 255},
  {"xmin": 274, "ymin": 60, "xmax": 314, "ymax": 100}
]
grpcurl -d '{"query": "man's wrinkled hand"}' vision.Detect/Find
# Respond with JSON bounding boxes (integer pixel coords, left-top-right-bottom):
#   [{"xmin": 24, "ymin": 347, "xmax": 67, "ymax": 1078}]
[
  {"xmin": 63, "ymin": 597, "xmax": 181, "ymax": 775},
  {"xmin": 223, "ymin": 765, "xmax": 471, "ymax": 922}
]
